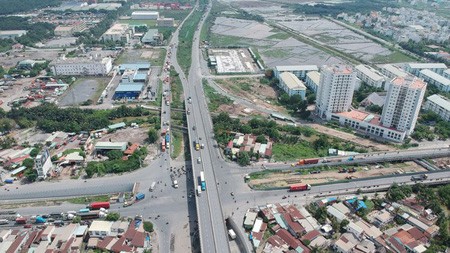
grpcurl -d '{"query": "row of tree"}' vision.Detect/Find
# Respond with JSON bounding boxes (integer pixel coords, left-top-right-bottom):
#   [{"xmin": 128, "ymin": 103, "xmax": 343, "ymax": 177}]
[
  {"xmin": 0, "ymin": 17, "xmax": 55, "ymax": 47},
  {"xmin": 2, "ymin": 104, "xmax": 151, "ymax": 133}
]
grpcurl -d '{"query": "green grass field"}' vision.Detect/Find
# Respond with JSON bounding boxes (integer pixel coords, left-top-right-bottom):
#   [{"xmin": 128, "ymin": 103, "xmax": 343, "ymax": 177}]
[
  {"xmin": 371, "ymin": 51, "xmax": 416, "ymax": 63},
  {"xmin": 272, "ymin": 143, "xmax": 320, "ymax": 162},
  {"xmin": 203, "ymin": 80, "xmax": 233, "ymax": 111}
]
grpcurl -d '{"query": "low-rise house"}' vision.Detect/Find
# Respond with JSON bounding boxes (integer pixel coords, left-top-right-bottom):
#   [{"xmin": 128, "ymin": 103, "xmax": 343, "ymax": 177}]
[
  {"xmin": 88, "ymin": 221, "xmax": 113, "ymax": 238},
  {"xmin": 334, "ymin": 233, "xmax": 359, "ymax": 253}
]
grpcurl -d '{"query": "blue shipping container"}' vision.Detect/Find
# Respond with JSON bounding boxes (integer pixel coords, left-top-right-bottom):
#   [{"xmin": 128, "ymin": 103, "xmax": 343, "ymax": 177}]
[
  {"xmin": 35, "ymin": 216, "xmax": 46, "ymax": 223},
  {"xmin": 79, "ymin": 208, "xmax": 90, "ymax": 213},
  {"xmin": 4, "ymin": 179, "xmax": 13, "ymax": 184},
  {"xmin": 136, "ymin": 193, "xmax": 145, "ymax": 201}
]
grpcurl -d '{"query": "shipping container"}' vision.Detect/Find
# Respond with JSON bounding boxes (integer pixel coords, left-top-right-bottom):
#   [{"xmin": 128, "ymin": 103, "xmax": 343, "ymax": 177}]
[
  {"xmin": 88, "ymin": 202, "xmax": 110, "ymax": 210},
  {"xmin": 79, "ymin": 208, "xmax": 90, "ymax": 213},
  {"xmin": 289, "ymin": 183, "xmax": 311, "ymax": 192},
  {"xmin": 297, "ymin": 159, "xmax": 319, "ymax": 165}
]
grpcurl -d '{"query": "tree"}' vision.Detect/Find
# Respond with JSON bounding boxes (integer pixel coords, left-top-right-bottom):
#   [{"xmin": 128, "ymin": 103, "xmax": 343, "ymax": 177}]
[
  {"xmin": 0, "ymin": 118, "xmax": 15, "ymax": 132},
  {"xmin": 147, "ymin": 129, "xmax": 158, "ymax": 144},
  {"xmin": 237, "ymin": 151, "xmax": 250, "ymax": 166},
  {"xmin": 72, "ymin": 216, "xmax": 81, "ymax": 224},
  {"xmin": 30, "ymin": 148, "xmax": 39, "ymax": 157},
  {"xmin": 24, "ymin": 168, "xmax": 37, "ymax": 182},
  {"xmin": 105, "ymin": 212, "xmax": 120, "ymax": 221},
  {"xmin": 143, "ymin": 221, "xmax": 154, "ymax": 232},
  {"xmin": 256, "ymin": 135, "xmax": 267, "ymax": 144},
  {"xmin": 313, "ymin": 135, "xmax": 330, "ymax": 151},
  {"xmin": 340, "ymin": 219, "xmax": 349, "ymax": 233},
  {"xmin": 106, "ymin": 150, "xmax": 123, "ymax": 160},
  {"xmin": 22, "ymin": 158, "xmax": 34, "ymax": 169}
]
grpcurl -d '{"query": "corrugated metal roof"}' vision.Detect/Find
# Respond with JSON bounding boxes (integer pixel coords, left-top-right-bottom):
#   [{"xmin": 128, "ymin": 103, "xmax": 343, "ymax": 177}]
[
  {"xmin": 115, "ymin": 83, "xmax": 143, "ymax": 92},
  {"xmin": 276, "ymin": 65, "xmax": 318, "ymax": 72}
]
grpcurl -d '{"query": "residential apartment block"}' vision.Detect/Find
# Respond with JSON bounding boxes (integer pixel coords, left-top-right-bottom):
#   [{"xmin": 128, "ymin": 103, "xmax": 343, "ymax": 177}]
[
  {"xmin": 35, "ymin": 148, "xmax": 52, "ymax": 179},
  {"xmin": 50, "ymin": 57, "xmax": 113, "ymax": 76},
  {"xmin": 419, "ymin": 69, "xmax": 450, "ymax": 92},
  {"xmin": 381, "ymin": 75, "xmax": 426, "ymax": 135},
  {"xmin": 278, "ymin": 72, "xmax": 306, "ymax": 98},
  {"xmin": 305, "ymin": 71, "xmax": 320, "ymax": 93},
  {"xmin": 274, "ymin": 65, "xmax": 318, "ymax": 80},
  {"xmin": 423, "ymin": 94, "xmax": 450, "ymax": 122},
  {"xmin": 316, "ymin": 65, "xmax": 357, "ymax": 120},
  {"xmin": 101, "ymin": 23, "xmax": 133, "ymax": 43},
  {"xmin": 443, "ymin": 69, "xmax": 450, "ymax": 79},
  {"xmin": 380, "ymin": 64, "xmax": 408, "ymax": 79},
  {"xmin": 405, "ymin": 63, "xmax": 447, "ymax": 76},
  {"xmin": 355, "ymin": 64, "xmax": 386, "ymax": 89}
]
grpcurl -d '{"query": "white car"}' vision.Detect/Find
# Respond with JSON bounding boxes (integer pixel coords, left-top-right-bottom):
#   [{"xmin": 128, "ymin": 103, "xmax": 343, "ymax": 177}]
[{"xmin": 197, "ymin": 157, "xmax": 202, "ymax": 164}]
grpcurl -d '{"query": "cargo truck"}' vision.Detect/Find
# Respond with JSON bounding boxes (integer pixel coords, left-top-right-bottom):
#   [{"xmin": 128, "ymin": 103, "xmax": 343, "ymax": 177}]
[
  {"xmin": 228, "ymin": 229, "xmax": 236, "ymax": 240},
  {"xmin": 135, "ymin": 193, "xmax": 145, "ymax": 201},
  {"xmin": 297, "ymin": 159, "xmax": 319, "ymax": 165},
  {"xmin": 411, "ymin": 174, "xmax": 428, "ymax": 181},
  {"xmin": 200, "ymin": 171, "xmax": 206, "ymax": 191},
  {"xmin": 0, "ymin": 219, "xmax": 8, "ymax": 225},
  {"xmin": 88, "ymin": 202, "xmax": 110, "ymax": 210},
  {"xmin": 197, "ymin": 185, "xmax": 201, "ymax": 196},
  {"xmin": 289, "ymin": 183, "xmax": 311, "ymax": 192},
  {"xmin": 16, "ymin": 217, "xmax": 27, "ymax": 224}
]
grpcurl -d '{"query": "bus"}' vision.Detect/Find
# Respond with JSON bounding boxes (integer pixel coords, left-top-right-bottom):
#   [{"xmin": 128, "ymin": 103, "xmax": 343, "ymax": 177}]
[{"xmin": 200, "ymin": 171, "xmax": 206, "ymax": 191}]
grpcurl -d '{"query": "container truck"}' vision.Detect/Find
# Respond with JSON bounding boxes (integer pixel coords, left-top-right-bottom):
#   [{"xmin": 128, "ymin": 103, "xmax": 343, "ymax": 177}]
[
  {"xmin": 289, "ymin": 183, "xmax": 311, "ymax": 192},
  {"xmin": 197, "ymin": 185, "xmax": 202, "ymax": 196},
  {"xmin": 165, "ymin": 134, "xmax": 170, "ymax": 144},
  {"xmin": 297, "ymin": 159, "xmax": 319, "ymax": 165},
  {"xmin": 411, "ymin": 174, "xmax": 428, "ymax": 181},
  {"xmin": 88, "ymin": 202, "xmax": 110, "ymax": 210},
  {"xmin": 135, "ymin": 193, "xmax": 145, "ymax": 201},
  {"xmin": 161, "ymin": 139, "xmax": 166, "ymax": 152},
  {"xmin": 200, "ymin": 171, "xmax": 206, "ymax": 191}
]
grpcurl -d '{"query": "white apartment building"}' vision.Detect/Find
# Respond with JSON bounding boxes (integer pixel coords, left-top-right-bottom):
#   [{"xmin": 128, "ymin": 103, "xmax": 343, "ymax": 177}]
[
  {"xmin": 50, "ymin": 57, "xmax": 113, "ymax": 76},
  {"xmin": 381, "ymin": 75, "xmax": 426, "ymax": 135},
  {"xmin": 316, "ymin": 65, "xmax": 357, "ymax": 120},
  {"xmin": 423, "ymin": 94, "xmax": 450, "ymax": 122},
  {"xmin": 405, "ymin": 63, "xmax": 447, "ymax": 76},
  {"xmin": 131, "ymin": 11, "xmax": 159, "ymax": 20},
  {"xmin": 355, "ymin": 64, "xmax": 386, "ymax": 89},
  {"xmin": 35, "ymin": 149, "xmax": 52, "ymax": 179},
  {"xmin": 305, "ymin": 70, "xmax": 321, "ymax": 93},
  {"xmin": 278, "ymin": 72, "xmax": 306, "ymax": 98},
  {"xmin": 380, "ymin": 64, "xmax": 408, "ymax": 79},
  {"xmin": 419, "ymin": 69, "xmax": 450, "ymax": 92},
  {"xmin": 274, "ymin": 65, "xmax": 318, "ymax": 80},
  {"xmin": 101, "ymin": 23, "xmax": 132, "ymax": 43},
  {"xmin": 443, "ymin": 69, "xmax": 450, "ymax": 79}
]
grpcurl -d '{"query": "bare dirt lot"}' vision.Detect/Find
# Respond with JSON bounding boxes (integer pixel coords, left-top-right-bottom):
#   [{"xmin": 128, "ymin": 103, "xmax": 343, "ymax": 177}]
[
  {"xmin": 249, "ymin": 161, "xmax": 427, "ymax": 188},
  {"xmin": 58, "ymin": 77, "xmax": 110, "ymax": 106},
  {"xmin": 214, "ymin": 77, "xmax": 287, "ymax": 114},
  {"xmin": 0, "ymin": 50, "xmax": 60, "ymax": 70}
]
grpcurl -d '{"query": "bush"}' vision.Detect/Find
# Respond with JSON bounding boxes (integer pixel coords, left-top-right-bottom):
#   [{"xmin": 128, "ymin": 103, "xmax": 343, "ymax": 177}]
[
  {"xmin": 143, "ymin": 221, "xmax": 154, "ymax": 232},
  {"xmin": 106, "ymin": 212, "xmax": 120, "ymax": 221}
]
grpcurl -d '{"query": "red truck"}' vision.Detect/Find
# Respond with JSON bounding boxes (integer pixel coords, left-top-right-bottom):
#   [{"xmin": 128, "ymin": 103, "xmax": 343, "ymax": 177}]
[
  {"xmin": 16, "ymin": 217, "xmax": 27, "ymax": 224},
  {"xmin": 297, "ymin": 158, "xmax": 319, "ymax": 165},
  {"xmin": 289, "ymin": 183, "xmax": 312, "ymax": 192},
  {"xmin": 88, "ymin": 202, "xmax": 110, "ymax": 210}
]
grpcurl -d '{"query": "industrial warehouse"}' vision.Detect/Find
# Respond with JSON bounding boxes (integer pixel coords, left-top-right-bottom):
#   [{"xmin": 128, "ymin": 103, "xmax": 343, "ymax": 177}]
[{"xmin": 113, "ymin": 63, "xmax": 151, "ymax": 101}]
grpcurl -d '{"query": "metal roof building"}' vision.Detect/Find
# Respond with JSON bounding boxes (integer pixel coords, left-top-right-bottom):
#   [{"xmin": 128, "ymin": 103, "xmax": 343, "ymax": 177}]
[
  {"xmin": 108, "ymin": 122, "xmax": 126, "ymax": 130},
  {"xmin": 94, "ymin": 142, "xmax": 128, "ymax": 152},
  {"xmin": 113, "ymin": 83, "xmax": 144, "ymax": 100},
  {"xmin": 118, "ymin": 63, "xmax": 151, "ymax": 74},
  {"xmin": 406, "ymin": 62, "xmax": 447, "ymax": 76}
]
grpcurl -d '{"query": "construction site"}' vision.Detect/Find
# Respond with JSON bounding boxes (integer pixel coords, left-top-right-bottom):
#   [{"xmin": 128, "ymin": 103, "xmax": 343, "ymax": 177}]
[{"xmin": 208, "ymin": 48, "xmax": 261, "ymax": 74}]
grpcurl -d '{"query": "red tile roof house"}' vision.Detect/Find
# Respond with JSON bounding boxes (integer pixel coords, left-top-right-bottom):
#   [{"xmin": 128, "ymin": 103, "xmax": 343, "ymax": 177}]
[
  {"xmin": 283, "ymin": 213, "xmax": 306, "ymax": 238},
  {"xmin": 276, "ymin": 229, "xmax": 310, "ymax": 253}
]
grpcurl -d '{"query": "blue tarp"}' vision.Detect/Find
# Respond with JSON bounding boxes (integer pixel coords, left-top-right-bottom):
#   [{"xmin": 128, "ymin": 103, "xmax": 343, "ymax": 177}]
[{"xmin": 347, "ymin": 198, "xmax": 367, "ymax": 210}]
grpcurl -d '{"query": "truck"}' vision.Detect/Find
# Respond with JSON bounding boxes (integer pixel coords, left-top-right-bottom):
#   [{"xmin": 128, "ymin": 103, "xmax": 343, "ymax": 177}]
[
  {"xmin": 411, "ymin": 174, "xmax": 428, "ymax": 181},
  {"xmin": 135, "ymin": 193, "xmax": 145, "ymax": 201},
  {"xmin": 289, "ymin": 183, "xmax": 311, "ymax": 192},
  {"xmin": 200, "ymin": 143, "xmax": 205, "ymax": 149},
  {"xmin": 348, "ymin": 168, "xmax": 356, "ymax": 173},
  {"xmin": 162, "ymin": 139, "xmax": 166, "ymax": 152},
  {"xmin": 35, "ymin": 216, "xmax": 46, "ymax": 224},
  {"xmin": 150, "ymin": 182, "xmax": 156, "ymax": 192},
  {"xmin": 228, "ymin": 229, "xmax": 237, "ymax": 240},
  {"xmin": 15, "ymin": 217, "xmax": 27, "ymax": 224},
  {"xmin": 165, "ymin": 134, "xmax": 170, "ymax": 149},
  {"xmin": 88, "ymin": 202, "xmax": 110, "ymax": 210},
  {"xmin": 297, "ymin": 158, "xmax": 319, "ymax": 165},
  {"xmin": 4, "ymin": 179, "xmax": 14, "ymax": 184},
  {"xmin": 197, "ymin": 185, "xmax": 202, "ymax": 196},
  {"xmin": 200, "ymin": 171, "xmax": 206, "ymax": 191}
]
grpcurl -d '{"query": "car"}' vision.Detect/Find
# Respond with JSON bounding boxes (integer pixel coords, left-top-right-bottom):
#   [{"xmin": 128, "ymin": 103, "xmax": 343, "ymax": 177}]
[
  {"xmin": 197, "ymin": 157, "xmax": 202, "ymax": 164},
  {"xmin": 282, "ymin": 196, "xmax": 287, "ymax": 199},
  {"xmin": 230, "ymin": 192, "xmax": 234, "ymax": 196},
  {"xmin": 193, "ymin": 126, "xmax": 196, "ymax": 130}
]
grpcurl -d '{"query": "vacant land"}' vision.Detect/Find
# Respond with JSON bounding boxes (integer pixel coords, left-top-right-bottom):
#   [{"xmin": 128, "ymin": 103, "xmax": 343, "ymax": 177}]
[
  {"xmin": 248, "ymin": 161, "xmax": 427, "ymax": 189},
  {"xmin": 115, "ymin": 48, "xmax": 163, "ymax": 66},
  {"xmin": 177, "ymin": 8, "xmax": 203, "ymax": 74},
  {"xmin": 59, "ymin": 77, "xmax": 110, "ymax": 106},
  {"xmin": 203, "ymin": 80, "xmax": 233, "ymax": 111},
  {"xmin": 210, "ymin": 17, "xmax": 342, "ymax": 67}
]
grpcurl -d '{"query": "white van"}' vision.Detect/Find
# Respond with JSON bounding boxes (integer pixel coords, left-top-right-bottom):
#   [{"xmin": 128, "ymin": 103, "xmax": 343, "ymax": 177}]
[{"xmin": 197, "ymin": 185, "xmax": 201, "ymax": 196}]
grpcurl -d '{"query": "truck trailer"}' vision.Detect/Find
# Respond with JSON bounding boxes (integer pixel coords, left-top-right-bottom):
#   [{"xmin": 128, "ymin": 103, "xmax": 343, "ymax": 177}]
[
  {"xmin": 289, "ymin": 183, "xmax": 311, "ymax": 192},
  {"xmin": 135, "ymin": 193, "xmax": 145, "ymax": 201},
  {"xmin": 297, "ymin": 159, "xmax": 319, "ymax": 165},
  {"xmin": 88, "ymin": 202, "xmax": 110, "ymax": 210},
  {"xmin": 411, "ymin": 174, "xmax": 428, "ymax": 181}
]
